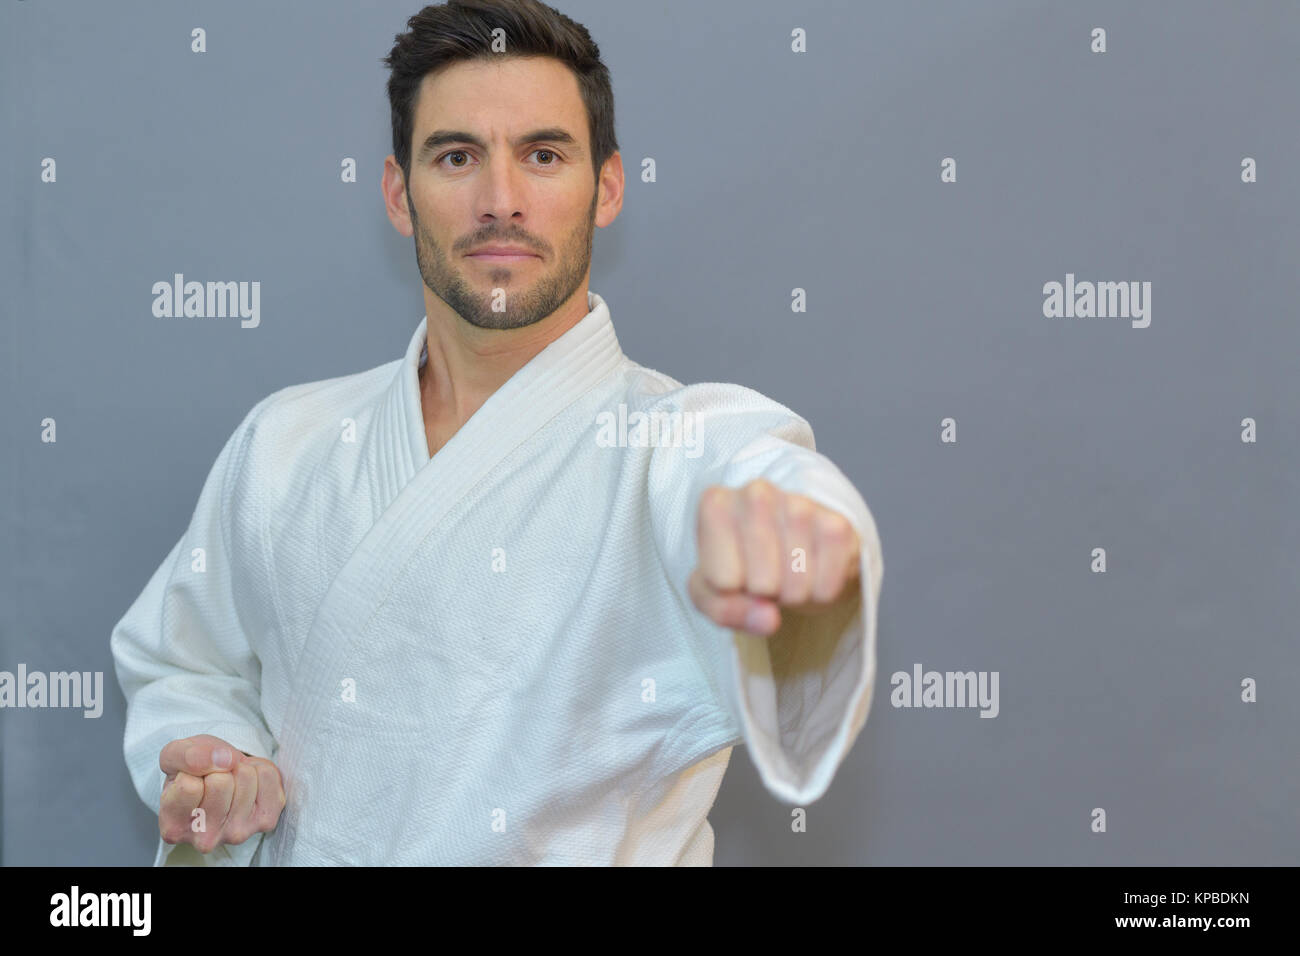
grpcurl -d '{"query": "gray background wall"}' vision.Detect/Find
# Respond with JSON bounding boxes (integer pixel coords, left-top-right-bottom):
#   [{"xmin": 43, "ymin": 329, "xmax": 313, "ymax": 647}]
[{"xmin": 2, "ymin": 0, "xmax": 1297, "ymax": 865}]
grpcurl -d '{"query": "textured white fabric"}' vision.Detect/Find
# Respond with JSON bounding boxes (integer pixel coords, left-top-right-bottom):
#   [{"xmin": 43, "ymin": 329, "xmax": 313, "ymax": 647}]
[{"xmin": 110, "ymin": 290, "xmax": 884, "ymax": 866}]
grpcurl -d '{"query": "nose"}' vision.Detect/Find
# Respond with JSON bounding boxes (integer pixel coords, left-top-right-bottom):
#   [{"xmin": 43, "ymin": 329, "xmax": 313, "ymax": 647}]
[{"xmin": 477, "ymin": 156, "xmax": 526, "ymax": 223}]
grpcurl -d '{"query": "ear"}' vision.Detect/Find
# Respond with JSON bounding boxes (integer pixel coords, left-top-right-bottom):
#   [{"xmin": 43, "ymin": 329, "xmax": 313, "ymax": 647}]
[
  {"xmin": 595, "ymin": 151, "xmax": 625, "ymax": 229},
  {"xmin": 382, "ymin": 155, "xmax": 415, "ymax": 237}
]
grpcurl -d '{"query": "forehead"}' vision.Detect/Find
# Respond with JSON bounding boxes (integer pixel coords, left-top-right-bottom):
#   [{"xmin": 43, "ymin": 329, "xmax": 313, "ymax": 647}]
[{"xmin": 413, "ymin": 56, "xmax": 587, "ymax": 136}]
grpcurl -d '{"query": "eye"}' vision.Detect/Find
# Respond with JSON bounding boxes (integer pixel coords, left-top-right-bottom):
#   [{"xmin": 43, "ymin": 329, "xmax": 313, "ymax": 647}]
[{"xmin": 435, "ymin": 148, "xmax": 561, "ymax": 169}]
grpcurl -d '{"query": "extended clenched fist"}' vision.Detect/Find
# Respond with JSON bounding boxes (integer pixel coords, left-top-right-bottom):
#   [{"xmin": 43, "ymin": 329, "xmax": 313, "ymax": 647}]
[
  {"xmin": 689, "ymin": 479, "xmax": 861, "ymax": 637},
  {"xmin": 158, "ymin": 734, "xmax": 286, "ymax": 853}
]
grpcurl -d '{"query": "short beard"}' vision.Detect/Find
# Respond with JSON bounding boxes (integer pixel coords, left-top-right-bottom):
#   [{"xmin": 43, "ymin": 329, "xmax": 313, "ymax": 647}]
[{"xmin": 409, "ymin": 185, "xmax": 598, "ymax": 331}]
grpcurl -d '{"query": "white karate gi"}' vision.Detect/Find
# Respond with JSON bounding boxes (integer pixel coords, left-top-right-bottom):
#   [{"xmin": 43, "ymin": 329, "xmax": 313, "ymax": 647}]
[{"xmin": 111, "ymin": 290, "xmax": 883, "ymax": 866}]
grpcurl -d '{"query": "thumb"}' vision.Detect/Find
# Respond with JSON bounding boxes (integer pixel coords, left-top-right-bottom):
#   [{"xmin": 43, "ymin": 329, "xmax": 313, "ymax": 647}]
[{"xmin": 159, "ymin": 734, "xmax": 246, "ymax": 777}]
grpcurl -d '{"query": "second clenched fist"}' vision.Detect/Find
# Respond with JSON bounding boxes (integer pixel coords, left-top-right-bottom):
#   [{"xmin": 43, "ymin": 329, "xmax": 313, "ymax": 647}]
[{"xmin": 158, "ymin": 734, "xmax": 286, "ymax": 854}]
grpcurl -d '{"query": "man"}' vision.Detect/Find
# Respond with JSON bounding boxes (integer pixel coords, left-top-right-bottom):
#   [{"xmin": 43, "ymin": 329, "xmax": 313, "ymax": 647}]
[{"xmin": 112, "ymin": 0, "xmax": 883, "ymax": 866}]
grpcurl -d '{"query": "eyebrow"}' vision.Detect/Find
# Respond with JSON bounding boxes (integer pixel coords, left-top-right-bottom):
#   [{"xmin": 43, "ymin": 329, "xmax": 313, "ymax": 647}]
[{"xmin": 416, "ymin": 127, "xmax": 581, "ymax": 162}]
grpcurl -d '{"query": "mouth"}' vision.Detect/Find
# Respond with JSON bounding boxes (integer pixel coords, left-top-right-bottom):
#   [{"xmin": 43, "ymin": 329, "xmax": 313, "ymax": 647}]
[
  {"xmin": 466, "ymin": 247, "xmax": 540, "ymax": 262},
  {"xmin": 466, "ymin": 253, "xmax": 538, "ymax": 263}
]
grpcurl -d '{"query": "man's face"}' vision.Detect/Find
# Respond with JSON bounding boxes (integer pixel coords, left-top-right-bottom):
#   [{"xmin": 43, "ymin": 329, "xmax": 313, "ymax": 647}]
[{"xmin": 390, "ymin": 56, "xmax": 613, "ymax": 331}]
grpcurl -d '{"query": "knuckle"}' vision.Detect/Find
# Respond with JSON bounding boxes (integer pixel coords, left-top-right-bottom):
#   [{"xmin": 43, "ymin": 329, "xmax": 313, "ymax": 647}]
[
  {"xmin": 704, "ymin": 559, "xmax": 742, "ymax": 593},
  {"xmin": 172, "ymin": 774, "xmax": 202, "ymax": 803},
  {"xmin": 783, "ymin": 492, "xmax": 812, "ymax": 519},
  {"xmin": 205, "ymin": 771, "xmax": 235, "ymax": 799},
  {"xmin": 783, "ymin": 496, "xmax": 814, "ymax": 534},
  {"xmin": 699, "ymin": 485, "xmax": 731, "ymax": 510},
  {"xmin": 741, "ymin": 479, "xmax": 776, "ymax": 511},
  {"xmin": 815, "ymin": 510, "xmax": 851, "ymax": 543},
  {"xmin": 190, "ymin": 832, "xmax": 215, "ymax": 853},
  {"xmin": 257, "ymin": 763, "xmax": 285, "ymax": 794},
  {"xmin": 697, "ymin": 486, "xmax": 732, "ymax": 527}
]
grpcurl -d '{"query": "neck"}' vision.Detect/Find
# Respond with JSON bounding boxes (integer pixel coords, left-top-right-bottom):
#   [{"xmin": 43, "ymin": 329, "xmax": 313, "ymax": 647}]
[{"xmin": 418, "ymin": 288, "xmax": 591, "ymax": 457}]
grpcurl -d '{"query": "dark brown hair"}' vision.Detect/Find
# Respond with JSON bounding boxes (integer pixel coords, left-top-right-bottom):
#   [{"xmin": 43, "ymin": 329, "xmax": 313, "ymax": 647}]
[{"xmin": 383, "ymin": 0, "xmax": 619, "ymax": 186}]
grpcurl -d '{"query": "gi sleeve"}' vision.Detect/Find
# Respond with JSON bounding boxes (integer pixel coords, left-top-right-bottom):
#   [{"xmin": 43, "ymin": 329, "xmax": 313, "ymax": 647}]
[
  {"xmin": 645, "ymin": 382, "xmax": 884, "ymax": 805},
  {"xmin": 110, "ymin": 397, "xmax": 280, "ymax": 866}
]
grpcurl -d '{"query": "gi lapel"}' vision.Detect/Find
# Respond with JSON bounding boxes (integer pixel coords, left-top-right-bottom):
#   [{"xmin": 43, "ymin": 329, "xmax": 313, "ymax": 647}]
[{"xmin": 271, "ymin": 291, "xmax": 626, "ymax": 856}]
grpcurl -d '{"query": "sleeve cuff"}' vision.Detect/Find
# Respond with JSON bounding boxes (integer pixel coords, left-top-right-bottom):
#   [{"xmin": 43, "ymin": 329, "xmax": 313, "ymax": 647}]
[
  {"xmin": 720, "ymin": 462, "xmax": 883, "ymax": 804},
  {"xmin": 154, "ymin": 833, "xmax": 265, "ymax": 867},
  {"xmin": 141, "ymin": 723, "xmax": 278, "ymax": 867}
]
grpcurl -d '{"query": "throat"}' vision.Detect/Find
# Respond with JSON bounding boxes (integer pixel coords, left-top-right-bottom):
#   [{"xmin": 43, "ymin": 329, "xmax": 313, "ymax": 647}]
[{"xmin": 418, "ymin": 363, "xmax": 463, "ymax": 459}]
